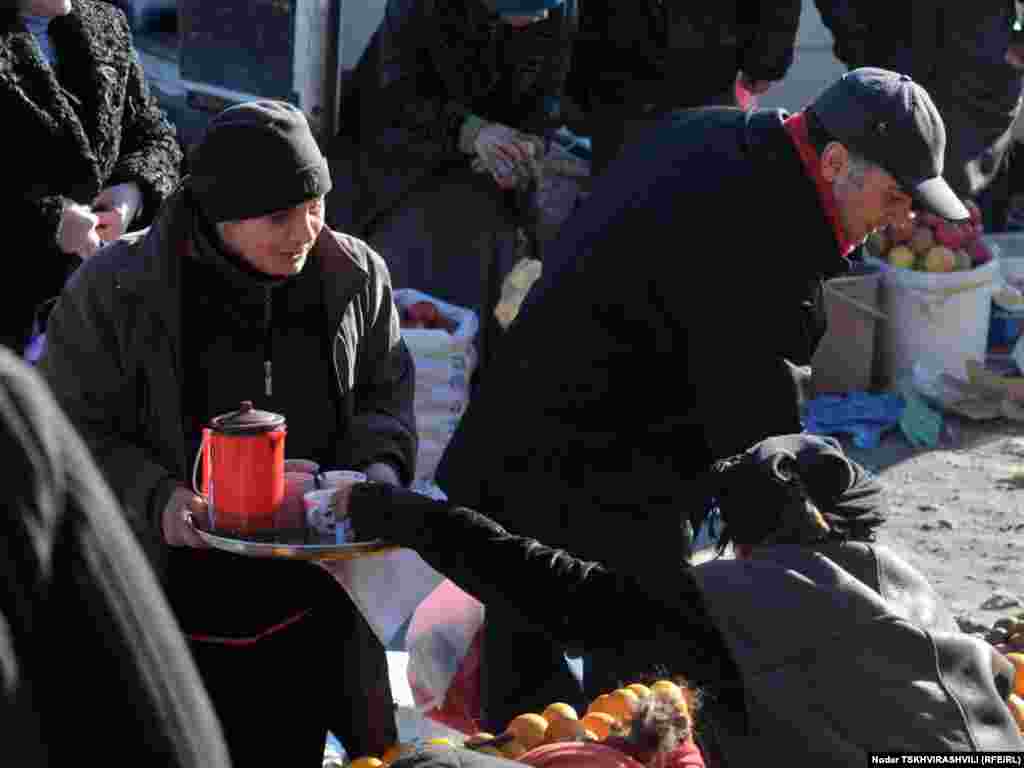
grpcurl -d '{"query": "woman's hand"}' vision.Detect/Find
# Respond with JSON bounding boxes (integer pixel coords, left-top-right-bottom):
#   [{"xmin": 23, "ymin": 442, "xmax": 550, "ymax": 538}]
[
  {"xmin": 162, "ymin": 484, "xmax": 211, "ymax": 548},
  {"xmin": 56, "ymin": 202, "xmax": 102, "ymax": 259},
  {"xmin": 92, "ymin": 182, "xmax": 143, "ymax": 242}
]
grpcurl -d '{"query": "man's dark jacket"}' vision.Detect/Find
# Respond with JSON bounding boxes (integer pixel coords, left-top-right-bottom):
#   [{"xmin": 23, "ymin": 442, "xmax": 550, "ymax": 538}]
[
  {"xmin": 38, "ymin": 186, "xmax": 416, "ymax": 756},
  {"xmin": 0, "ymin": 347, "xmax": 230, "ymax": 767},
  {"xmin": 814, "ymin": 0, "xmax": 1023, "ymax": 197},
  {"xmin": 439, "ymin": 107, "xmax": 845, "ymax": 572},
  {"xmin": 349, "ymin": 485, "xmax": 1024, "ymax": 766},
  {"xmin": 0, "ymin": 0, "xmax": 181, "ymax": 351},
  {"xmin": 436, "ymin": 106, "xmax": 844, "ymax": 721}
]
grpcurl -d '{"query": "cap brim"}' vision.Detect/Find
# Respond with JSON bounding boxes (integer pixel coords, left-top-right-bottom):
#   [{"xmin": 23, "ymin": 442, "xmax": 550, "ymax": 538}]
[{"xmin": 908, "ymin": 176, "xmax": 970, "ymax": 221}]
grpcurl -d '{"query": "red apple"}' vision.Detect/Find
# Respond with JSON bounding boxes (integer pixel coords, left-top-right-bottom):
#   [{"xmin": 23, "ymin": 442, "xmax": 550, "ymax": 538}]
[
  {"xmin": 923, "ymin": 245, "xmax": 957, "ymax": 273},
  {"xmin": 933, "ymin": 220, "xmax": 967, "ymax": 249},
  {"xmin": 887, "ymin": 244, "xmax": 916, "ymax": 269},
  {"xmin": 888, "ymin": 216, "xmax": 915, "ymax": 244},
  {"xmin": 968, "ymin": 238, "xmax": 994, "ymax": 267},
  {"xmin": 909, "ymin": 225, "xmax": 935, "ymax": 256}
]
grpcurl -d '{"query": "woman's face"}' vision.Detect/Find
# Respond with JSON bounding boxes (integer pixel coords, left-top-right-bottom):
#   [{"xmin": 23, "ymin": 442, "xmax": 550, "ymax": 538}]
[{"xmin": 23, "ymin": 0, "xmax": 72, "ymax": 17}]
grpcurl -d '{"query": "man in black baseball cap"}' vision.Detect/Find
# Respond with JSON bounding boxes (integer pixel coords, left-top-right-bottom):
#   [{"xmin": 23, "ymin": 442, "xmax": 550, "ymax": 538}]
[
  {"xmin": 808, "ymin": 67, "xmax": 970, "ymax": 222},
  {"xmin": 433, "ymin": 66, "xmax": 972, "ymax": 717}
]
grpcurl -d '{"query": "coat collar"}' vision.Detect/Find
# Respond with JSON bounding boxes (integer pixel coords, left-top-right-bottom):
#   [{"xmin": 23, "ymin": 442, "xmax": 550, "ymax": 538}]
[{"xmin": 114, "ymin": 187, "xmax": 371, "ymax": 346}]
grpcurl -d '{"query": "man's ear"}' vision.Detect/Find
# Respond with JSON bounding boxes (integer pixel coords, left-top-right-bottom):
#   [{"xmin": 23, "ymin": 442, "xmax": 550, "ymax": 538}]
[{"xmin": 820, "ymin": 141, "xmax": 849, "ymax": 183}]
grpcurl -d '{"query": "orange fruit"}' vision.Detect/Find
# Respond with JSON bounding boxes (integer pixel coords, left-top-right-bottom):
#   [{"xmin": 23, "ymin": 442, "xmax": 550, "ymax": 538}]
[
  {"xmin": 586, "ymin": 694, "xmax": 612, "ymax": 715},
  {"xmin": 1006, "ymin": 652, "xmax": 1024, "ymax": 697},
  {"xmin": 542, "ymin": 702, "xmax": 579, "ymax": 722},
  {"xmin": 505, "ymin": 713, "xmax": 549, "ymax": 751},
  {"xmin": 350, "ymin": 759, "xmax": 384, "ymax": 768},
  {"xmin": 587, "ymin": 689, "xmax": 639, "ymax": 723},
  {"xmin": 544, "ymin": 716, "xmax": 587, "ymax": 743},
  {"xmin": 1008, "ymin": 693, "xmax": 1024, "ymax": 733},
  {"xmin": 499, "ymin": 739, "xmax": 528, "ymax": 759},
  {"xmin": 625, "ymin": 683, "xmax": 652, "ymax": 699},
  {"xmin": 579, "ymin": 711, "xmax": 618, "ymax": 740},
  {"xmin": 582, "ymin": 729, "xmax": 599, "ymax": 741},
  {"xmin": 380, "ymin": 743, "xmax": 414, "ymax": 765}
]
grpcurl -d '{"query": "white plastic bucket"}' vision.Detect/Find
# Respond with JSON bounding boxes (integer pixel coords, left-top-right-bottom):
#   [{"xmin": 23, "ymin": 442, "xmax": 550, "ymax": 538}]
[{"xmin": 875, "ymin": 253, "xmax": 1000, "ymax": 385}]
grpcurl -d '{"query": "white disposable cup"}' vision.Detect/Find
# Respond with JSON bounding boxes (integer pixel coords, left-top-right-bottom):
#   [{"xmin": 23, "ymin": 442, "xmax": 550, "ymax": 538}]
[
  {"xmin": 318, "ymin": 469, "xmax": 367, "ymax": 489},
  {"xmin": 302, "ymin": 488, "xmax": 355, "ymax": 542},
  {"xmin": 285, "ymin": 458, "xmax": 320, "ymax": 475}
]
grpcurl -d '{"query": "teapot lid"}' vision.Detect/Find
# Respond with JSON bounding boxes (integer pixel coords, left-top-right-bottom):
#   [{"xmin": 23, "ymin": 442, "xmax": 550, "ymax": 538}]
[{"xmin": 209, "ymin": 401, "xmax": 285, "ymax": 434}]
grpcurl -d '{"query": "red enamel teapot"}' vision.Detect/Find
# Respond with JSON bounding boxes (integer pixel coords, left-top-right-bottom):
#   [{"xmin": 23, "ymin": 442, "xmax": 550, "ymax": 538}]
[{"xmin": 195, "ymin": 401, "xmax": 286, "ymax": 535}]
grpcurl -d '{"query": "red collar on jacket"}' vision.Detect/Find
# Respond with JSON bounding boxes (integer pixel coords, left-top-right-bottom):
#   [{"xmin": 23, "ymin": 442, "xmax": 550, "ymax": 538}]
[{"xmin": 783, "ymin": 111, "xmax": 857, "ymax": 258}]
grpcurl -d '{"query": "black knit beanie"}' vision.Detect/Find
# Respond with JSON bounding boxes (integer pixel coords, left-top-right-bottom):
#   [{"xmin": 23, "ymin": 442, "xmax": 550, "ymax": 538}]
[{"xmin": 187, "ymin": 100, "xmax": 332, "ymax": 223}]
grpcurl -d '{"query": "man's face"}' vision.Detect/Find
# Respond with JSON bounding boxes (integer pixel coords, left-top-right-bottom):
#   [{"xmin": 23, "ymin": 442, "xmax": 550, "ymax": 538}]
[
  {"xmin": 23, "ymin": 0, "xmax": 72, "ymax": 16},
  {"xmin": 217, "ymin": 197, "xmax": 325, "ymax": 277},
  {"xmin": 822, "ymin": 143, "xmax": 914, "ymax": 244}
]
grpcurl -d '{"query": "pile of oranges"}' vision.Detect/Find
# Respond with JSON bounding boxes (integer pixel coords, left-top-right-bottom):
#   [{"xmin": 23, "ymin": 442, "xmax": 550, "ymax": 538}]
[
  {"xmin": 1005, "ymin": 652, "xmax": 1024, "ymax": 734},
  {"xmin": 346, "ymin": 680, "xmax": 691, "ymax": 768}
]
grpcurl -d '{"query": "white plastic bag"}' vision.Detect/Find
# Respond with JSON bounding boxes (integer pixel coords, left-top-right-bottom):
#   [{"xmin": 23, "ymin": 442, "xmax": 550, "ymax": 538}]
[
  {"xmin": 405, "ymin": 578, "xmax": 485, "ymax": 733},
  {"xmin": 320, "ymin": 548, "xmax": 445, "ymax": 648},
  {"xmin": 393, "ymin": 289, "xmax": 479, "ymax": 484}
]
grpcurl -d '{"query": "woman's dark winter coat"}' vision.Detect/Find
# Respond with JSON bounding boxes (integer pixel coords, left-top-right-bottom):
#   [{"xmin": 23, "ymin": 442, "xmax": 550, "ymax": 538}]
[{"xmin": 0, "ymin": 0, "xmax": 181, "ymax": 351}]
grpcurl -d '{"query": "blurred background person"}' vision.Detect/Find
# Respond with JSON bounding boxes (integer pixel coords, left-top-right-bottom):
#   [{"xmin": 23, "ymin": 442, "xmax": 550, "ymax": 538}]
[
  {"xmin": 327, "ymin": 0, "xmax": 579, "ymax": 378},
  {"xmin": 565, "ymin": 1, "xmax": 802, "ymax": 175},
  {"xmin": 1, "ymin": 0, "xmax": 182, "ymax": 355},
  {"xmin": 814, "ymin": 0, "xmax": 1024, "ymax": 231},
  {"xmin": 0, "ymin": 345, "xmax": 230, "ymax": 767}
]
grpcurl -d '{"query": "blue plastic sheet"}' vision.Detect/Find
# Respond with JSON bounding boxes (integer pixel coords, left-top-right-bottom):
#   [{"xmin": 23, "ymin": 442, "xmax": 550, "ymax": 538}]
[{"xmin": 803, "ymin": 392, "xmax": 906, "ymax": 449}]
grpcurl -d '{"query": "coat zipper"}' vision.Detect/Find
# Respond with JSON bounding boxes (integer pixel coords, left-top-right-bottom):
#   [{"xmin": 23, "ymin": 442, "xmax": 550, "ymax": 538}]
[{"xmin": 264, "ymin": 289, "xmax": 273, "ymax": 397}]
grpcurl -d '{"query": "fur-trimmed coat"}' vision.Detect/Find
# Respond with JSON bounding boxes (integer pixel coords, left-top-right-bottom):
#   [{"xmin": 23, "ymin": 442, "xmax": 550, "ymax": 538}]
[{"xmin": 0, "ymin": 0, "xmax": 181, "ymax": 351}]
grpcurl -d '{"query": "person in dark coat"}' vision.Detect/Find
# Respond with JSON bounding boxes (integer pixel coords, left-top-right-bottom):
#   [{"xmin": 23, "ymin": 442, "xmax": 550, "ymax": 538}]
[
  {"xmin": 813, "ymin": 1, "xmax": 1024, "ymax": 227},
  {"xmin": 327, "ymin": 0, "xmax": 579, "ymax": 374},
  {"xmin": 566, "ymin": 1, "xmax": 802, "ymax": 175},
  {"xmin": 1, "ymin": 0, "xmax": 182, "ymax": 355},
  {"xmin": 435, "ymin": 67, "xmax": 972, "ymax": 729},
  {"xmin": 337, "ymin": 434, "xmax": 1024, "ymax": 766},
  {"xmin": 39, "ymin": 101, "xmax": 416, "ymax": 767},
  {"xmin": 0, "ymin": 346, "xmax": 231, "ymax": 767}
]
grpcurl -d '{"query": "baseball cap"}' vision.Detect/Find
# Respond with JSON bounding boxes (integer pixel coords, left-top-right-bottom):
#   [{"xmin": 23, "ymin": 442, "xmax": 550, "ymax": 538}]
[{"xmin": 808, "ymin": 67, "xmax": 969, "ymax": 221}]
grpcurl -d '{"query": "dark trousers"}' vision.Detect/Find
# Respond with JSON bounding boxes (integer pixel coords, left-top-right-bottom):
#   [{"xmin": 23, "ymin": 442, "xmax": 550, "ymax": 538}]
[
  {"xmin": 189, "ymin": 600, "xmax": 397, "ymax": 766},
  {"xmin": 481, "ymin": 608, "xmax": 586, "ymax": 733}
]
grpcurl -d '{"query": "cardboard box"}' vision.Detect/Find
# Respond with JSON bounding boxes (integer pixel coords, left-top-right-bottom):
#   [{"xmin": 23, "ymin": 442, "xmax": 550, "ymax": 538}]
[{"xmin": 812, "ymin": 272, "xmax": 884, "ymax": 394}]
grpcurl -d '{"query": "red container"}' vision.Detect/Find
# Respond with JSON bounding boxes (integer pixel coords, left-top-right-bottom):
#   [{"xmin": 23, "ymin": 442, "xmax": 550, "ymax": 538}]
[{"xmin": 201, "ymin": 401, "xmax": 286, "ymax": 535}]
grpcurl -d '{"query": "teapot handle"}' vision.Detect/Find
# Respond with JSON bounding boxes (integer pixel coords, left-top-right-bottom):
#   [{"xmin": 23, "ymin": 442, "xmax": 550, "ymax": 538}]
[{"xmin": 192, "ymin": 428, "xmax": 210, "ymax": 498}]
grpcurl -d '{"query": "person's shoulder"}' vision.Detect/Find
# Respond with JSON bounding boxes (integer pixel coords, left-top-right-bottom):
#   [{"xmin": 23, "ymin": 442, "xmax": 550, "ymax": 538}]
[
  {"xmin": 65, "ymin": 230, "xmax": 150, "ymax": 292},
  {"xmin": 323, "ymin": 228, "xmax": 387, "ymax": 273},
  {"xmin": 73, "ymin": 0, "xmax": 131, "ymax": 39}
]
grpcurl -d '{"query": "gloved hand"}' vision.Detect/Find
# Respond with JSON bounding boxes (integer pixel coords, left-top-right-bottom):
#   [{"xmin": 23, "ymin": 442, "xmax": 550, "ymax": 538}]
[{"xmin": 460, "ymin": 116, "xmax": 540, "ymax": 190}]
